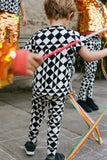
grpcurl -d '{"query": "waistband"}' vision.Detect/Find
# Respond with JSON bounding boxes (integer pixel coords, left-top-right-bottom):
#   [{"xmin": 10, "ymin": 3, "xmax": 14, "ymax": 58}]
[{"xmin": 81, "ymin": 31, "xmax": 103, "ymax": 37}]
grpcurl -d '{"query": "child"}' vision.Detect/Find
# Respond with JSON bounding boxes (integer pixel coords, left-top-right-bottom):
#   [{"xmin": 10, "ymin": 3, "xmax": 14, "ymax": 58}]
[
  {"xmin": 0, "ymin": 0, "xmax": 27, "ymax": 44},
  {"xmin": 75, "ymin": 0, "xmax": 107, "ymax": 112},
  {"xmin": 24, "ymin": 0, "xmax": 107, "ymax": 160}
]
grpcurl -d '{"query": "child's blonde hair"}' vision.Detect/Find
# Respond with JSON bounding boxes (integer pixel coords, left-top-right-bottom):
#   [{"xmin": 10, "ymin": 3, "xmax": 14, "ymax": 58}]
[{"xmin": 44, "ymin": 0, "xmax": 76, "ymax": 20}]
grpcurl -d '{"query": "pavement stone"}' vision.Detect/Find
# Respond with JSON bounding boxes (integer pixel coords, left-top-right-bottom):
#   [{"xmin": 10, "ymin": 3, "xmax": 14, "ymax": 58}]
[{"xmin": 0, "ymin": 75, "xmax": 107, "ymax": 160}]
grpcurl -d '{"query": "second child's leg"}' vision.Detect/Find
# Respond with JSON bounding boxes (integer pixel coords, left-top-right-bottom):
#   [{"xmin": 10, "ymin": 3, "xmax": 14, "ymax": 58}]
[
  {"xmin": 46, "ymin": 96, "xmax": 66, "ymax": 160},
  {"xmin": 25, "ymin": 94, "xmax": 47, "ymax": 155},
  {"xmin": 8, "ymin": 13, "xmax": 20, "ymax": 44},
  {"xmin": 0, "ymin": 12, "xmax": 8, "ymax": 43},
  {"xmin": 77, "ymin": 36, "xmax": 101, "ymax": 112},
  {"xmin": 78, "ymin": 60, "xmax": 98, "ymax": 112}
]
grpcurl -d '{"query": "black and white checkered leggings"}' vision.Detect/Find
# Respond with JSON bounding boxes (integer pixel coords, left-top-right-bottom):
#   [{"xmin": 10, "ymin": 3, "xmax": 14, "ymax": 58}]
[
  {"xmin": 78, "ymin": 35, "xmax": 101, "ymax": 101},
  {"xmin": 28, "ymin": 94, "xmax": 65, "ymax": 157}
]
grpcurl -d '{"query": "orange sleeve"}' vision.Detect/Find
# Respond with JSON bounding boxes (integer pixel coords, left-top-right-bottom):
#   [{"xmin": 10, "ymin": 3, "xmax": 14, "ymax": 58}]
[{"xmin": 13, "ymin": 50, "xmax": 29, "ymax": 76}]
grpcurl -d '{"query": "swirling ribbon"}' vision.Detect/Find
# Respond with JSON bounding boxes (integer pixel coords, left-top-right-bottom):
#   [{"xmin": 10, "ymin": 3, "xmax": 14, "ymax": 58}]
[
  {"xmin": 101, "ymin": 58, "xmax": 107, "ymax": 80},
  {"xmin": 67, "ymin": 92, "xmax": 107, "ymax": 160},
  {"xmin": 101, "ymin": 42, "xmax": 107, "ymax": 80}
]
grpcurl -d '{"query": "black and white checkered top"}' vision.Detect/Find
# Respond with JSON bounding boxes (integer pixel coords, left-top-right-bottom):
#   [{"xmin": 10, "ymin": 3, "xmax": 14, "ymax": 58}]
[
  {"xmin": 0, "ymin": 0, "xmax": 21, "ymax": 15},
  {"xmin": 24, "ymin": 26, "xmax": 85, "ymax": 97}
]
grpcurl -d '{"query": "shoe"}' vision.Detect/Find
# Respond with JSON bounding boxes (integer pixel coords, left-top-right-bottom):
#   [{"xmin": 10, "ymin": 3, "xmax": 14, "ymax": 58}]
[
  {"xmin": 77, "ymin": 100, "xmax": 92, "ymax": 112},
  {"xmin": 86, "ymin": 98, "xmax": 99, "ymax": 111},
  {"xmin": 45, "ymin": 153, "xmax": 66, "ymax": 160},
  {"xmin": 24, "ymin": 141, "xmax": 36, "ymax": 156}
]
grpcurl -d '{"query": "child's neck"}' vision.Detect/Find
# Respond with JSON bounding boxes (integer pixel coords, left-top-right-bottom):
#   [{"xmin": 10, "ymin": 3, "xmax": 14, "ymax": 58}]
[{"xmin": 50, "ymin": 18, "xmax": 69, "ymax": 28}]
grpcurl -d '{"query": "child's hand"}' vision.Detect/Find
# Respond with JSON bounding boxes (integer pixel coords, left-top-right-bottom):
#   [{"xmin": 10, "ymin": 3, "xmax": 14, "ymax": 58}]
[
  {"xmin": 27, "ymin": 52, "xmax": 43, "ymax": 76},
  {"xmin": 13, "ymin": 50, "xmax": 43, "ymax": 77},
  {"xmin": 22, "ymin": 17, "xmax": 27, "ymax": 26}
]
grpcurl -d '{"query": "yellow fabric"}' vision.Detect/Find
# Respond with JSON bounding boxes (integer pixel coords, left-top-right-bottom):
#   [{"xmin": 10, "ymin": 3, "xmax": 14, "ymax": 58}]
[
  {"xmin": 75, "ymin": 0, "xmax": 107, "ymax": 39},
  {"xmin": 0, "ymin": 11, "xmax": 20, "ymax": 44}
]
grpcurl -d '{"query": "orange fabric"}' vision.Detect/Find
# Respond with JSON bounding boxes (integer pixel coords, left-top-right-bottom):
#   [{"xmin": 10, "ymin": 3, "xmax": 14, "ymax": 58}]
[
  {"xmin": 75, "ymin": 0, "xmax": 107, "ymax": 38},
  {"xmin": 0, "ymin": 11, "xmax": 20, "ymax": 44},
  {"xmin": 0, "ymin": 42, "xmax": 28, "ymax": 88},
  {"xmin": 0, "ymin": 41, "xmax": 17, "ymax": 88}
]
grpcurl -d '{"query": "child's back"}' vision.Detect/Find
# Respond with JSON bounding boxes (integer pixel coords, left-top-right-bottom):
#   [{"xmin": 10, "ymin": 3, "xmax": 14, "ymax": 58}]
[{"xmin": 24, "ymin": 25, "xmax": 84, "ymax": 96}]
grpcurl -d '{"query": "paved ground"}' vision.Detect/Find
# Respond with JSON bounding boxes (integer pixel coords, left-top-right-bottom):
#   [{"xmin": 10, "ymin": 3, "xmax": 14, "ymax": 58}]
[{"xmin": 0, "ymin": 75, "xmax": 107, "ymax": 160}]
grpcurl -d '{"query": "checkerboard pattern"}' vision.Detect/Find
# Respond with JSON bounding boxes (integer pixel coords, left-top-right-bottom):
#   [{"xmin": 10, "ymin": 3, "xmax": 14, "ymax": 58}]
[
  {"xmin": 25, "ymin": 26, "xmax": 85, "ymax": 157},
  {"xmin": 24, "ymin": 25, "xmax": 85, "ymax": 97},
  {"xmin": 0, "ymin": 0, "xmax": 20, "ymax": 15},
  {"xmin": 29, "ymin": 94, "xmax": 65, "ymax": 156},
  {"xmin": 78, "ymin": 35, "xmax": 101, "ymax": 101}
]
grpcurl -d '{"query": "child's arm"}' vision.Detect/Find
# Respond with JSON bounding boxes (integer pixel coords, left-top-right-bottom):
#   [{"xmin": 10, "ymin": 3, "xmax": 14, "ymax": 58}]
[
  {"xmin": 20, "ymin": 0, "xmax": 27, "ymax": 26},
  {"xmin": 13, "ymin": 50, "xmax": 43, "ymax": 76},
  {"xmin": 78, "ymin": 45, "xmax": 107, "ymax": 62}
]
